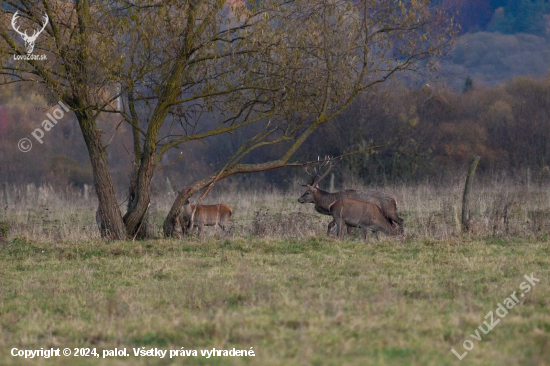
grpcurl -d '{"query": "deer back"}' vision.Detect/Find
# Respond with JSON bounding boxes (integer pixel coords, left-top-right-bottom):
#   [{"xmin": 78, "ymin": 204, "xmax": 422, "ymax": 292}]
[
  {"xmin": 329, "ymin": 198, "xmax": 379, "ymax": 223},
  {"xmin": 342, "ymin": 190, "xmax": 398, "ymax": 217},
  {"xmin": 183, "ymin": 202, "xmax": 232, "ymax": 226},
  {"xmin": 330, "ymin": 198, "xmax": 397, "ymax": 235}
]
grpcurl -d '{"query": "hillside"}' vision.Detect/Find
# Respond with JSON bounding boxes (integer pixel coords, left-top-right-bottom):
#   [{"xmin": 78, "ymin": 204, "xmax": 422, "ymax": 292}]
[{"xmin": 441, "ymin": 0, "xmax": 550, "ymax": 87}]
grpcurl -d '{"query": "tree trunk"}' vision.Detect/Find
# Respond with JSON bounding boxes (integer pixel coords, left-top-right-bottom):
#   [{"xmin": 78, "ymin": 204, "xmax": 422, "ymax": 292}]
[
  {"xmin": 126, "ymin": 169, "xmax": 151, "ymax": 239},
  {"xmin": 163, "ymin": 178, "xmax": 212, "ymax": 238},
  {"xmin": 123, "ymin": 100, "xmax": 174, "ymax": 237},
  {"xmin": 76, "ymin": 111, "xmax": 126, "ymax": 240},
  {"xmin": 123, "ymin": 152, "xmax": 155, "ymax": 237}
]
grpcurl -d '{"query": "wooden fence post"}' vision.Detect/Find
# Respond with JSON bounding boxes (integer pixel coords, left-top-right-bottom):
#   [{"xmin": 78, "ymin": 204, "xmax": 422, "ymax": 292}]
[
  {"xmin": 2, "ymin": 182, "xmax": 8, "ymax": 205},
  {"xmin": 461, "ymin": 156, "xmax": 480, "ymax": 232}
]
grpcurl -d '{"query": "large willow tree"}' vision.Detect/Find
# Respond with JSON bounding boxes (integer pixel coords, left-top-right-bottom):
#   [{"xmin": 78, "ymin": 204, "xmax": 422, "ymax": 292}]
[{"xmin": 0, "ymin": 0, "xmax": 456, "ymax": 240}]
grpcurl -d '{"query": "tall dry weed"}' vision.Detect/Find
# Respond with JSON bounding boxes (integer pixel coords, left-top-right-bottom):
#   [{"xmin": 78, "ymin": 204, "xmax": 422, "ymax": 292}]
[{"xmin": 1, "ymin": 180, "xmax": 550, "ymax": 242}]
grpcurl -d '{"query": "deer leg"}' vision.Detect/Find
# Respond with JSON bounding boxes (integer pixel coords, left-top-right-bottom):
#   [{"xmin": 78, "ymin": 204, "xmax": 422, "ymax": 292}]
[
  {"xmin": 390, "ymin": 214, "xmax": 405, "ymax": 234},
  {"xmin": 219, "ymin": 222, "xmax": 230, "ymax": 237},
  {"xmin": 361, "ymin": 227, "xmax": 368, "ymax": 241},
  {"xmin": 178, "ymin": 217, "xmax": 187, "ymax": 236},
  {"xmin": 372, "ymin": 230, "xmax": 379, "ymax": 240},
  {"xmin": 337, "ymin": 219, "xmax": 346, "ymax": 239},
  {"xmin": 327, "ymin": 220, "xmax": 337, "ymax": 236},
  {"xmin": 197, "ymin": 223, "xmax": 203, "ymax": 239}
]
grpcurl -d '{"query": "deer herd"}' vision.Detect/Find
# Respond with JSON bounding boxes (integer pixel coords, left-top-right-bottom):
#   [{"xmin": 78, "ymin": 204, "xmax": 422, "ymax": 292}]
[{"xmin": 179, "ymin": 157, "xmax": 404, "ymax": 241}]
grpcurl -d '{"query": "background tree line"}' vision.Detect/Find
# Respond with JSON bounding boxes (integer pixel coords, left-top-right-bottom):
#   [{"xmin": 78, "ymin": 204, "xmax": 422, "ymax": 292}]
[
  {"xmin": 185, "ymin": 75, "xmax": 550, "ymax": 188},
  {"xmin": 303, "ymin": 76, "xmax": 550, "ymax": 186},
  {"xmin": 3, "ymin": 76, "xmax": 550, "ymax": 190}
]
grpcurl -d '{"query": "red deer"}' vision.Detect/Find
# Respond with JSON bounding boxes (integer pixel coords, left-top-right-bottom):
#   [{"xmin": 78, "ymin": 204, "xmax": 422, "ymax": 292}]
[
  {"xmin": 298, "ymin": 157, "xmax": 403, "ymax": 234},
  {"xmin": 179, "ymin": 199, "xmax": 232, "ymax": 238},
  {"xmin": 329, "ymin": 198, "xmax": 399, "ymax": 240}
]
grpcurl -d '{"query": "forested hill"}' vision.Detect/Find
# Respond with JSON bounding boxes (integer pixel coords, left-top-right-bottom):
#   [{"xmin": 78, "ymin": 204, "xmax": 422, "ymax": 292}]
[
  {"xmin": 442, "ymin": 0, "xmax": 550, "ymax": 87},
  {"xmin": 444, "ymin": 0, "xmax": 550, "ymax": 36}
]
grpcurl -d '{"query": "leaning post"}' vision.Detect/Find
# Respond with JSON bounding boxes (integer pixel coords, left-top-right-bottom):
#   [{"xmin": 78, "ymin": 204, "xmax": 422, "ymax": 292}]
[
  {"xmin": 2, "ymin": 182, "xmax": 8, "ymax": 205},
  {"xmin": 461, "ymin": 156, "xmax": 480, "ymax": 232}
]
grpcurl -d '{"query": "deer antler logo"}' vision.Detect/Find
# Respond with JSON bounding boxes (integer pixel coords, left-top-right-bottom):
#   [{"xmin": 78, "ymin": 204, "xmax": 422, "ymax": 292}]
[{"xmin": 11, "ymin": 10, "xmax": 49, "ymax": 54}]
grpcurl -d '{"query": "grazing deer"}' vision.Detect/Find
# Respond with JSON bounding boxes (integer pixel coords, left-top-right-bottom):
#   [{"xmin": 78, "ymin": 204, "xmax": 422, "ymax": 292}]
[
  {"xmin": 329, "ymin": 198, "xmax": 399, "ymax": 240},
  {"xmin": 297, "ymin": 157, "xmax": 404, "ymax": 234},
  {"xmin": 179, "ymin": 199, "xmax": 232, "ymax": 238}
]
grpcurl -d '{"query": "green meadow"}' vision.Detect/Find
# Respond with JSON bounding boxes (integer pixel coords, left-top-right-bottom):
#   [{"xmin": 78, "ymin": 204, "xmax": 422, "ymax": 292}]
[{"xmin": 1, "ymin": 236, "xmax": 549, "ymax": 366}]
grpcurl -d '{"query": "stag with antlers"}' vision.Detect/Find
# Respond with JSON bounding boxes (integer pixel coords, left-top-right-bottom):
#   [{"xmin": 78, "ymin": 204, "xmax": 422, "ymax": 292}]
[
  {"xmin": 297, "ymin": 156, "xmax": 404, "ymax": 237},
  {"xmin": 11, "ymin": 10, "xmax": 49, "ymax": 54}
]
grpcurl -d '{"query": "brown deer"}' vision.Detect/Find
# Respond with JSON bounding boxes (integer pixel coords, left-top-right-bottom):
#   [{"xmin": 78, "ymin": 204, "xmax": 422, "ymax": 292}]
[
  {"xmin": 297, "ymin": 157, "xmax": 404, "ymax": 234},
  {"xmin": 179, "ymin": 200, "xmax": 232, "ymax": 238},
  {"xmin": 329, "ymin": 198, "xmax": 399, "ymax": 240}
]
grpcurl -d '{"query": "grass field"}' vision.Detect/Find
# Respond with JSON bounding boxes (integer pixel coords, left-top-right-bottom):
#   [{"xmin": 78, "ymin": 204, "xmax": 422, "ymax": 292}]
[{"xmin": 1, "ymin": 183, "xmax": 550, "ymax": 365}]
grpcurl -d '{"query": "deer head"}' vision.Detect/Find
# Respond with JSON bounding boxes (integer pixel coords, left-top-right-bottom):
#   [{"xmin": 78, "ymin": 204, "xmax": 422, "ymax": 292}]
[
  {"xmin": 297, "ymin": 156, "xmax": 342, "ymax": 202},
  {"xmin": 11, "ymin": 11, "xmax": 49, "ymax": 54}
]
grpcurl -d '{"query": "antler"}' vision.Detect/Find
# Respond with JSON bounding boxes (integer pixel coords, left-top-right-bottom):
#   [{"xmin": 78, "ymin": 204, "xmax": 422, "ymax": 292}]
[
  {"xmin": 303, "ymin": 155, "xmax": 342, "ymax": 186},
  {"xmin": 11, "ymin": 11, "xmax": 48, "ymax": 41},
  {"xmin": 27, "ymin": 13, "xmax": 48, "ymax": 41},
  {"xmin": 11, "ymin": 11, "xmax": 26, "ymax": 38}
]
